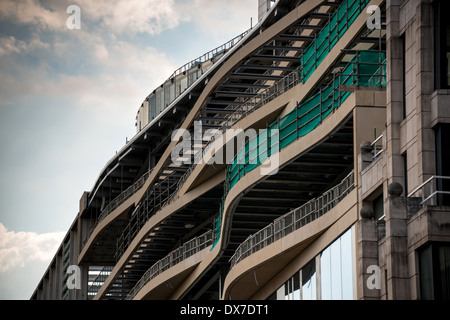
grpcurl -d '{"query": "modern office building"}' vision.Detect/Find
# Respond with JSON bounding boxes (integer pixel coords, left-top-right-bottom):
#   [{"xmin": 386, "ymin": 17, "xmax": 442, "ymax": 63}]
[{"xmin": 31, "ymin": 0, "xmax": 450, "ymax": 301}]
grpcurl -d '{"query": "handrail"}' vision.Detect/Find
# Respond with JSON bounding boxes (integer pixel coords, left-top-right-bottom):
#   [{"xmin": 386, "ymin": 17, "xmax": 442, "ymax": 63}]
[
  {"xmin": 114, "ymin": 170, "xmax": 180, "ymax": 260},
  {"xmin": 163, "ymin": 0, "xmax": 378, "ymax": 210},
  {"xmin": 407, "ymin": 175, "xmax": 450, "ymax": 206},
  {"xmin": 229, "ymin": 170, "xmax": 355, "ymax": 269},
  {"xmin": 114, "ymin": 0, "xmax": 382, "ymax": 268},
  {"xmin": 371, "ymin": 134, "xmax": 384, "ymax": 159},
  {"xmin": 168, "ymin": 29, "xmax": 251, "ymax": 81},
  {"xmin": 212, "ymin": 50, "xmax": 386, "ymax": 248},
  {"xmin": 126, "ymin": 230, "xmax": 213, "ymax": 300},
  {"xmin": 87, "ymin": 266, "xmax": 113, "ymax": 300},
  {"xmin": 82, "ymin": 169, "xmax": 152, "ymax": 249}
]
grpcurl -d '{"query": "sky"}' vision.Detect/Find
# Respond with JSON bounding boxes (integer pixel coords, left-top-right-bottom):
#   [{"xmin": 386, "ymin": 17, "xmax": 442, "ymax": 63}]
[{"xmin": 0, "ymin": 0, "xmax": 258, "ymax": 300}]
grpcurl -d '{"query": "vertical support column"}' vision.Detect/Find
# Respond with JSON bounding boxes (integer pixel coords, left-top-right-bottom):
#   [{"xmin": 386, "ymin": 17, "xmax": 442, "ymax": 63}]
[
  {"xmin": 416, "ymin": 1, "xmax": 436, "ymax": 187},
  {"xmin": 357, "ymin": 217, "xmax": 380, "ymax": 300},
  {"xmin": 385, "ymin": 0, "xmax": 404, "ymax": 188},
  {"xmin": 384, "ymin": 182, "xmax": 410, "ymax": 299}
]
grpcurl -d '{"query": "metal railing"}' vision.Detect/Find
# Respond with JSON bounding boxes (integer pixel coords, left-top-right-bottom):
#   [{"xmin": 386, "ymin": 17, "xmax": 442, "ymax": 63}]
[
  {"xmin": 115, "ymin": 171, "xmax": 180, "ymax": 260},
  {"xmin": 168, "ymin": 30, "xmax": 251, "ymax": 81},
  {"xmin": 300, "ymin": 0, "xmax": 371, "ymax": 83},
  {"xmin": 229, "ymin": 170, "xmax": 355, "ymax": 269},
  {"xmin": 115, "ymin": 1, "xmax": 383, "ymax": 260},
  {"xmin": 83, "ymin": 169, "xmax": 152, "ymax": 249},
  {"xmin": 371, "ymin": 134, "xmax": 384, "ymax": 159},
  {"xmin": 160, "ymin": 0, "xmax": 378, "ymax": 211},
  {"xmin": 226, "ymin": 51, "xmax": 385, "ymax": 194},
  {"xmin": 211, "ymin": 51, "xmax": 385, "ymax": 248},
  {"xmin": 407, "ymin": 176, "xmax": 450, "ymax": 207},
  {"xmin": 87, "ymin": 266, "xmax": 113, "ymax": 300},
  {"xmin": 126, "ymin": 230, "xmax": 213, "ymax": 300}
]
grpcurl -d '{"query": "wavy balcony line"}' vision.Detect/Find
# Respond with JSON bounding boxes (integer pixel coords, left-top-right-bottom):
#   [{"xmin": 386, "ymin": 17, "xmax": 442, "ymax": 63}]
[
  {"xmin": 229, "ymin": 170, "xmax": 355, "ymax": 269},
  {"xmin": 126, "ymin": 230, "xmax": 213, "ymax": 300},
  {"xmin": 162, "ymin": 0, "xmax": 373, "ymax": 209},
  {"xmin": 96, "ymin": 0, "xmax": 382, "ymax": 298},
  {"xmin": 212, "ymin": 50, "xmax": 386, "ymax": 247}
]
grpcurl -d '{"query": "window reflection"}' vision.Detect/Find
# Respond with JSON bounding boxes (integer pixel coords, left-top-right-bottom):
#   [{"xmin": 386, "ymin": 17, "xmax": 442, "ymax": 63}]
[
  {"xmin": 321, "ymin": 228, "xmax": 354, "ymax": 300},
  {"xmin": 273, "ymin": 227, "xmax": 355, "ymax": 300},
  {"xmin": 302, "ymin": 260, "xmax": 316, "ymax": 300}
]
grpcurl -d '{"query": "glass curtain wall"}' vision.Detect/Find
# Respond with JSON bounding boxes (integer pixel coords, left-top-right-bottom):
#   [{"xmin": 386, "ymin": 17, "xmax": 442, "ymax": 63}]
[{"xmin": 271, "ymin": 227, "xmax": 355, "ymax": 300}]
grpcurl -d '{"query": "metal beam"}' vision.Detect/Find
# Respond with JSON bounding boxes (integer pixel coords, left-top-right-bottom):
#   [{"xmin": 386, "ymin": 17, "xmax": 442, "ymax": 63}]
[
  {"xmin": 208, "ymin": 100, "xmax": 244, "ymax": 106},
  {"xmin": 262, "ymin": 45, "xmax": 305, "ymax": 52},
  {"xmin": 236, "ymin": 64, "xmax": 297, "ymax": 71},
  {"xmin": 205, "ymin": 108, "xmax": 239, "ymax": 114},
  {"xmin": 250, "ymin": 54, "xmax": 300, "ymax": 62},
  {"xmin": 215, "ymin": 91, "xmax": 258, "ymax": 98},
  {"xmin": 228, "ymin": 72, "xmax": 284, "ymax": 80},
  {"xmin": 220, "ymin": 83, "xmax": 270, "ymax": 89},
  {"xmin": 276, "ymin": 34, "xmax": 315, "ymax": 42}
]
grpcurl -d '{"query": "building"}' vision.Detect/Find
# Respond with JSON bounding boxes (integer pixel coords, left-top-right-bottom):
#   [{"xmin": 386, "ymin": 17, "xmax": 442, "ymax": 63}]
[{"xmin": 31, "ymin": 0, "xmax": 450, "ymax": 301}]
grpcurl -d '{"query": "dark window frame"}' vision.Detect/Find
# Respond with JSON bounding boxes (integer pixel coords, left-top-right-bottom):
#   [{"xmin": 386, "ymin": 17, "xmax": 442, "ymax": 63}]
[
  {"xmin": 419, "ymin": 242, "xmax": 450, "ymax": 300},
  {"xmin": 434, "ymin": 0, "xmax": 450, "ymax": 89}
]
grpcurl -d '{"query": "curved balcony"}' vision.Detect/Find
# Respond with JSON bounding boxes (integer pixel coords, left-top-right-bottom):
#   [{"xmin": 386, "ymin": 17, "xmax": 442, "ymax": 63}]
[
  {"xmin": 95, "ymin": 0, "xmax": 386, "ymax": 299},
  {"xmin": 169, "ymin": 0, "xmax": 376, "ymax": 200},
  {"xmin": 223, "ymin": 185, "xmax": 358, "ymax": 299},
  {"xmin": 126, "ymin": 230, "xmax": 213, "ymax": 300},
  {"xmin": 228, "ymin": 170, "xmax": 355, "ymax": 270},
  {"xmin": 212, "ymin": 50, "xmax": 386, "ymax": 248}
]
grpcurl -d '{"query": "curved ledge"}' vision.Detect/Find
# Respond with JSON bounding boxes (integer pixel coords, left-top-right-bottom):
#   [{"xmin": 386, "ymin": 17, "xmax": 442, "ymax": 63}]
[
  {"xmin": 95, "ymin": 0, "xmax": 329, "ymax": 296},
  {"xmin": 133, "ymin": 246, "xmax": 212, "ymax": 300},
  {"xmin": 94, "ymin": 171, "xmax": 224, "ymax": 299},
  {"xmin": 166, "ymin": 91, "xmax": 358, "ymax": 299},
  {"xmin": 78, "ymin": 194, "xmax": 136, "ymax": 264},
  {"xmin": 95, "ymin": 0, "xmax": 383, "ymax": 298},
  {"xmin": 175, "ymin": 0, "xmax": 381, "ymax": 199},
  {"xmin": 222, "ymin": 188, "xmax": 358, "ymax": 300}
]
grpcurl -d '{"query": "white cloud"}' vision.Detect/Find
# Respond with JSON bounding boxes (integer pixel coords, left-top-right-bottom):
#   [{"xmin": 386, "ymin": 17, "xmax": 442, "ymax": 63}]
[
  {"xmin": 0, "ymin": 34, "xmax": 50, "ymax": 57},
  {"xmin": 178, "ymin": 0, "xmax": 258, "ymax": 38},
  {"xmin": 0, "ymin": 0, "xmax": 64, "ymax": 30},
  {"xmin": 76, "ymin": 0, "xmax": 189, "ymax": 35},
  {"xmin": 0, "ymin": 223, "xmax": 65, "ymax": 273}
]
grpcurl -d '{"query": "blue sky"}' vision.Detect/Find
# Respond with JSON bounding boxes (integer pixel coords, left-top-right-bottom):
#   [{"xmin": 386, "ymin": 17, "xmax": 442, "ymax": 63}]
[{"xmin": 0, "ymin": 0, "xmax": 257, "ymax": 299}]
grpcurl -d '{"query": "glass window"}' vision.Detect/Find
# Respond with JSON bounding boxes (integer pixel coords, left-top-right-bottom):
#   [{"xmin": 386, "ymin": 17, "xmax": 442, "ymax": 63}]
[
  {"xmin": 180, "ymin": 75, "xmax": 188, "ymax": 93},
  {"xmin": 373, "ymin": 194, "xmax": 384, "ymax": 220},
  {"xmin": 439, "ymin": 246, "xmax": 450, "ymax": 299},
  {"xmin": 302, "ymin": 259, "xmax": 316, "ymax": 300},
  {"xmin": 320, "ymin": 228, "xmax": 355, "ymax": 300},
  {"xmin": 434, "ymin": 0, "xmax": 450, "ymax": 89},
  {"xmin": 155, "ymin": 87, "xmax": 163, "ymax": 115},
  {"xmin": 270, "ymin": 227, "xmax": 355, "ymax": 300},
  {"xmin": 149, "ymin": 93, "xmax": 156, "ymax": 121},
  {"xmin": 320, "ymin": 246, "xmax": 332, "ymax": 300},
  {"xmin": 340, "ymin": 228, "xmax": 354, "ymax": 299},
  {"xmin": 293, "ymin": 272, "xmax": 300, "ymax": 300},
  {"xmin": 419, "ymin": 243, "xmax": 450, "ymax": 300},
  {"xmin": 330, "ymin": 236, "xmax": 342, "ymax": 299},
  {"xmin": 188, "ymin": 66, "xmax": 200, "ymax": 86},
  {"xmin": 284, "ymin": 279, "xmax": 291, "ymax": 300}
]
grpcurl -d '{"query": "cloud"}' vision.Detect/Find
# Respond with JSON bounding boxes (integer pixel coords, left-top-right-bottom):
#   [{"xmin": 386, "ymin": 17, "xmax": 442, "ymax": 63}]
[
  {"xmin": 0, "ymin": 0, "xmax": 64, "ymax": 30},
  {"xmin": 77, "ymin": 0, "xmax": 189, "ymax": 35},
  {"xmin": 0, "ymin": 0, "xmax": 188, "ymax": 35},
  {"xmin": 0, "ymin": 223, "xmax": 65, "ymax": 273},
  {"xmin": 179, "ymin": 0, "xmax": 258, "ymax": 38},
  {"xmin": 0, "ymin": 34, "xmax": 50, "ymax": 57}
]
